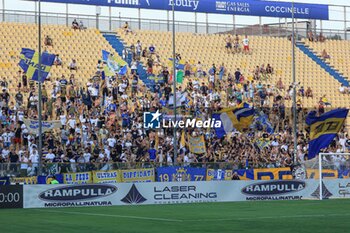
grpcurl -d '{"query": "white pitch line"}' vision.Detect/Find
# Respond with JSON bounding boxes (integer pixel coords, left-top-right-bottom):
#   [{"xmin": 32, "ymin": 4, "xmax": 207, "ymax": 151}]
[
  {"xmin": 34, "ymin": 209, "xmax": 183, "ymax": 222},
  {"xmin": 34, "ymin": 209, "xmax": 350, "ymax": 223},
  {"xmin": 185, "ymin": 213, "xmax": 350, "ymax": 222}
]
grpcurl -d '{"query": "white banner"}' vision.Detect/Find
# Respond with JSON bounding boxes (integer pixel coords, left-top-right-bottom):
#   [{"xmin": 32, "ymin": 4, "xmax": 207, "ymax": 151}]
[
  {"xmin": 23, "ymin": 119, "xmax": 62, "ymax": 134},
  {"xmin": 23, "ymin": 179, "xmax": 331, "ymax": 208},
  {"xmin": 322, "ymin": 179, "xmax": 350, "ymax": 199}
]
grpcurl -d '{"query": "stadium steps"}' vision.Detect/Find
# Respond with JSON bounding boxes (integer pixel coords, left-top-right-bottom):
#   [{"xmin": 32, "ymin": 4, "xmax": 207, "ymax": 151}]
[
  {"xmin": 102, "ymin": 33, "xmax": 154, "ymax": 91},
  {"xmin": 296, "ymin": 42, "xmax": 350, "ymax": 87}
]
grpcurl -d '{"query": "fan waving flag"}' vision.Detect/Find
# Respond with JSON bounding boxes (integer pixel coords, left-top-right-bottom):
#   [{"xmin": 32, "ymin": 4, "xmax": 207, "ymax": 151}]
[
  {"xmin": 306, "ymin": 108, "xmax": 349, "ymax": 159},
  {"xmin": 212, "ymin": 103, "xmax": 255, "ymax": 138},
  {"xmin": 176, "ymin": 69, "xmax": 184, "ymax": 84},
  {"xmin": 102, "ymin": 50, "xmax": 128, "ymax": 76},
  {"xmin": 19, "ymin": 48, "xmax": 55, "ymax": 82},
  {"xmin": 168, "ymin": 58, "xmax": 185, "ymax": 70}
]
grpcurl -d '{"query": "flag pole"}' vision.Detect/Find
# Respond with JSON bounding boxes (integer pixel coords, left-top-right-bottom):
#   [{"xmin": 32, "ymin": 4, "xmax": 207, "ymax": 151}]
[
  {"xmin": 37, "ymin": 0, "xmax": 43, "ymax": 175},
  {"xmin": 172, "ymin": 1, "xmax": 177, "ymax": 164},
  {"xmin": 292, "ymin": 0, "xmax": 298, "ymax": 164}
]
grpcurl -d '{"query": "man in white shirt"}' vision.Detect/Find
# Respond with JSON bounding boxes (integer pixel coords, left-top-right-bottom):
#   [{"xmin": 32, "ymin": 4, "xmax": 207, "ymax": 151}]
[
  {"xmin": 193, "ymin": 79, "xmax": 199, "ymax": 90},
  {"xmin": 2, "ymin": 148, "xmax": 10, "ymax": 160},
  {"xmin": 2, "ymin": 129, "xmax": 14, "ymax": 148},
  {"xmin": 67, "ymin": 117, "xmax": 77, "ymax": 129},
  {"xmin": 136, "ymin": 40, "xmax": 142, "ymax": 58},
  {"xmin": 118, "ymin": 83, "xmax": 127, "ymax": 95},
  {"xmin": 60, "ymin": 114, "xmax": 67, "ymax": 126},
  {"xmin": 88, "ymin": 85, "xmax": 99, "ymax": 100},
  {"xmin": 29, "ymin": 147, "xmax": 39, "ymax": 176},
  {"xmin": 107, "ymin": 136, "xmax": 117, "ymax": 148},
  {"xmin": 83, "ymin": 149, "xmax": 91, "ymax": 163},
  {"xmin": 46, "ymin": 149, "xmax": 55, "ymax": 162},
  {"xmin": 242, "ymin": 35, "xmax": 250, "ymax": 54}
]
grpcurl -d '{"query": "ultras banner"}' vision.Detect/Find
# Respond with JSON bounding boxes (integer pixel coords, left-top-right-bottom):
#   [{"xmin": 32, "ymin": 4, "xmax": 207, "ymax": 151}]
[{"xmin": 23, "ymin": 179, "xmax": 343, "ymax": 208}]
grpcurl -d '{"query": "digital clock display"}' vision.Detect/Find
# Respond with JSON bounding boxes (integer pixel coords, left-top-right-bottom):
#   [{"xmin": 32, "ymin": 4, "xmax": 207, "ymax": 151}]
[{"xmin": 0, "ymin": 185, "xmax": 23, "ymax": 209}]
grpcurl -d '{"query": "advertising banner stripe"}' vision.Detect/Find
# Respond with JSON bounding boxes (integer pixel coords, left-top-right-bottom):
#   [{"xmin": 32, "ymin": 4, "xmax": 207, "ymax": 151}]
[{"xmin": 26, "ymin": 0, "xmax": 329, "ymax": 20}]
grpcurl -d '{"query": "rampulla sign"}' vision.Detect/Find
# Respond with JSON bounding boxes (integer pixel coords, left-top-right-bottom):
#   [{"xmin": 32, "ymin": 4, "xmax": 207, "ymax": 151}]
[{"xmin": 143, "ymin": 110, "xmax": 221, "ymax": 129}]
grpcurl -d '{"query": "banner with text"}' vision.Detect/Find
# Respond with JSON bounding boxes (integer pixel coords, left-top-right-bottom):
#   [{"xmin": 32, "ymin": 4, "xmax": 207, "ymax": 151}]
[
  {"xmin": 24, "ymin": 179, "xmax": 349, "ymax": 209},
  {"xmin": 121, "ymin": 168, "xmax": 155, "ymax": 183},
  {"xmin": 254, "ymin": 168, "xmax": 293, "ymax": 180},
  {"xmin": 23, "ymin": 119, "xmax": 62, "ymax": 134},
  {"xmin": 63, "ymin": 172, "xmax": 92, "ymax": 184},
  {"xmin": 11, "ymin": 177, "xmax": 37, "ymax": 185},
  {"xmin": 30, "ymin": 0, "xmax": 329, "ymax": 20},
  {"xmin": 92, "ymin": 170, "xmax": 122, "ymax": 183}
]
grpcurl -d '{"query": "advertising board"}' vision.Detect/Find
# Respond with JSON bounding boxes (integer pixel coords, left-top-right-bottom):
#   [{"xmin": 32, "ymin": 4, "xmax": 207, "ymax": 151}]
[
  {"xmin": 29, "ymin": 0, "xmax": 329, "ymax": 20},
  {"xmin": 23, "ymin": 179, "xmax": 329, "ymax": 208}
]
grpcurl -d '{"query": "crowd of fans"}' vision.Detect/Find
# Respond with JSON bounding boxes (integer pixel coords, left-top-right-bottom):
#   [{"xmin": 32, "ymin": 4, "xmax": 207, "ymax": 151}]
[{"xmin": 0, "ymin": 23, "xmax": 349, "ymax": 178}]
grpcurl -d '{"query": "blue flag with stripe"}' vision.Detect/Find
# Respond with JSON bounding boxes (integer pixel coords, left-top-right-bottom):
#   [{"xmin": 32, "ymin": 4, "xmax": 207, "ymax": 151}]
[
  {"xmin": 212, "ymin": 103, "xmax": 255, "ymax": 138},
  {"xmin": 19, "ymin": 48, "xmax": 55, "ymax": 82},
  {"xmin": 306, "ymin": 108, "xmax": 349, "ymax": 159}
]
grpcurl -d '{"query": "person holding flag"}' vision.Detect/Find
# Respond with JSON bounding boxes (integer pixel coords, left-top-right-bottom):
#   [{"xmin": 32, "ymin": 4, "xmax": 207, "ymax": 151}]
[
  {"xmin": 18, "ymin": 48, "xmax": 56, "ymax": 83},
  {"xmin": 306, "ymin": 108, "xmax": 349, "ymax": 159}
]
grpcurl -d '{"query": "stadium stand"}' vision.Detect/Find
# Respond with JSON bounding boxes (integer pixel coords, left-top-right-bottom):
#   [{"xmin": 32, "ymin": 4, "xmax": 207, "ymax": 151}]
[
  {"xmin": 0, "ymin": 22, "xmax": 117, "ymax": 100},
  {"xmin": 117, "ymin": 28, "xmax": 350, "ymax": 115},
  {"xmin": 0, "ymin": 21, "xmax": 349, "ymax": 177},
  {"xmin": 303, "ymin": 38, "xmax": 350, "ymax": 84}
]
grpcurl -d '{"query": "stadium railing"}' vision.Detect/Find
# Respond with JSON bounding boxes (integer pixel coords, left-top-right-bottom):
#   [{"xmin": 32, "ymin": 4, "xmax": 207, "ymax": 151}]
[
  {"xmin": 1, "ymin": 9, "xmax": 349, "ymax": 39},
  {"xmin": 1, "ymin": 162, "xmax": 285, "ymax": 177}
]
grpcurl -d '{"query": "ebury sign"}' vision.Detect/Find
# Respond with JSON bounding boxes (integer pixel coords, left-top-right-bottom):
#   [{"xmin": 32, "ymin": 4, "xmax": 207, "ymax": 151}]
[{"xmin": 29, "ymin": 0, "xmax": 329, "ymax": 20}]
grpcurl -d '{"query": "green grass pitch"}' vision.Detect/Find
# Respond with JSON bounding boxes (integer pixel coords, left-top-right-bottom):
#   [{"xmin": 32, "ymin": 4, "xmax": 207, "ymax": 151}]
[{"xmin": 1, "ymin": 200, "xmax": 350, "ymax": 233}]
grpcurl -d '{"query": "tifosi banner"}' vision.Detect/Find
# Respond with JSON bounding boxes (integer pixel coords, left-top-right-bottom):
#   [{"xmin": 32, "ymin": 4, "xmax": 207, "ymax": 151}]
[
  {"xmin": 188, "ymin": 135, "xmax": 206, "ymax": 154},
  {"xmin": 233, "ymin": 168, "xmax": 293, "ymax": 180},
  {"xmin": 63, "ymin": 172, "xmax": 92, "ymax": 184},
  {"xmin": 156, "ymin": 167, "xmax": 206, "ymax": 182},
  {"xmin": 120, "ymin": 168, "xmax": 155, "ymax": 183},
  {"xmin": 254, "ymin": 168, "xmax": 293, "ymax": 180},
  {"xmin": 24, "ymin": 179, "xmax": 337, "ymax": 208},
  {"xmin": 306, "ymin": 169, "xmax": 339, "ymax": 179},
  {"xmin": 28, "ymin": 0, "xmax": 329, "ymax": 20},
  {"xmin": 11, "ymin": 177, "xmax": 37, "ymax": 185},
  {"xmin": 23, "ymin": 119, "xmax": 62, "ymax": 134},
  {"xmin": 206, "ymin": 169, "xmax": 232, "ymax": 181},
  {"xmin": 92, "ymin": 170, "xmax": 122, "ymax": 183}
]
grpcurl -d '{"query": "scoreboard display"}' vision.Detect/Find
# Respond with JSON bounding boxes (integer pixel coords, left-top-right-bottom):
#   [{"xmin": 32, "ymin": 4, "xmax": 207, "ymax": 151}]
[{"xmin": 0, "ymin": 185, "xmax": 23, "ymax": 209}]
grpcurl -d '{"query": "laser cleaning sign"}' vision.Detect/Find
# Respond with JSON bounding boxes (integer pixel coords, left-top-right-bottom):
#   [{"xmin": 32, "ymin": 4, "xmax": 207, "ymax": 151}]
[{"xmin": 28, "ymin": 0, "xmax": 329, "ymax": 20}]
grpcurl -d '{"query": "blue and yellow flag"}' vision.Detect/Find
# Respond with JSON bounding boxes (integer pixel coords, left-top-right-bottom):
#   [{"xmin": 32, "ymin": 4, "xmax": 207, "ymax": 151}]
[
  {"xmin": 102, "ymin": 50, "xmax": 128, "ymax": 76},
  {"xmin": 168, "ymin": 58, "xmax": 185, "ymax": 70},
  {"xmin": 19, "ymin": 48, "xmax": 55, "ymax": 82},
  {"xmin": 306, "ymin": 108, "xmax": 349, "ymax": 159},
  {"xmin": 212, "ymin": 103, "xmax": 255, "ymax": 138},
  {"xmin": 188, "ymin": 134, "xmax": 206, "ymax": 154}
]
